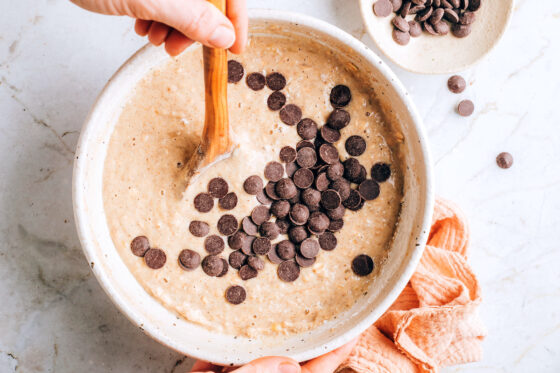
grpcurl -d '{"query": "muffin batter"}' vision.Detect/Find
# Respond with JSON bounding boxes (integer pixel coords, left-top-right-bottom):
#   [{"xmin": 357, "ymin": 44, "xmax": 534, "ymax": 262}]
[{"xmin": 103, "ymin": 35, "xmax": 403, "ymax": 337}]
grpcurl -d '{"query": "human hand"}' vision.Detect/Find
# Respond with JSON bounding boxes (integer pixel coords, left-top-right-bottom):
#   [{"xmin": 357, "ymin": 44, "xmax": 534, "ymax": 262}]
[
  {"xmin": 70, "ymin": 0, "xmax": 248, "ymax": 56},
  {"xmin": 189, "ymin": 338, "xmax": 358, "ymax": 373}
]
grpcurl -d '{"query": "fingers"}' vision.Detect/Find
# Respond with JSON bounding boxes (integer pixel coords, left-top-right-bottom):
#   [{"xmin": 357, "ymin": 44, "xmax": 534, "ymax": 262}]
[
  {"xmin": 165, "ymin": 29, "xmax": 194, "ymax": 56},
  {"xmin": 226, "ymin": 0, "xmax": 248, "ymax": 54},
  {"xmin": 144, "ymin": 0, "xmax": 236, "ymax": 49},
  {"xmin": 232, "ymin": 356, "xmax": 301, "ymax": 373},
  {"xmin": 301, "ymin": 339, "xmax": 358, "ymax": 373},
  {"xmin": 148, "ymin": 21, "xmax": 171, "ymax": 46},
  {"xmin": 134, "ymin": 19, "xmax": 152, "ymax": 36},
  {"xmin": 190, "ymin": 360, "xmax": 221, "ymax": 372}
]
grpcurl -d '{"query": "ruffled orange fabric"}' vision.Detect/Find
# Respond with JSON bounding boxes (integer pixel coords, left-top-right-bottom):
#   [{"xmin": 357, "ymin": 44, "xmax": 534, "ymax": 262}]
[{"xmin": 337, "ymin": 198, "xmax": 486, "ymax": 373}]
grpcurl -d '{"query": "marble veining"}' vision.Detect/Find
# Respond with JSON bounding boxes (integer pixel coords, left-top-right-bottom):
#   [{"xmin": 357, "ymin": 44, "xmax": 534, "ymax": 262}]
[{"xmin": 0, "ymin": 0, "xmax": 559, "ymax": 372}]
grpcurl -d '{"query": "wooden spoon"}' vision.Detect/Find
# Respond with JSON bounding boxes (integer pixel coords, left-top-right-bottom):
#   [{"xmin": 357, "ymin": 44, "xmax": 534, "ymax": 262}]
[{"xmin": 180, "ymin": 0, "xmax": 232, "ymax": 190}]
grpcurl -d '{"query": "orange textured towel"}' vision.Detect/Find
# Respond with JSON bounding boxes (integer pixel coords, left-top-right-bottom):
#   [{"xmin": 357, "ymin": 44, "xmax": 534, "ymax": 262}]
[{"xmin": 337, "ymin": 198, "xmax": 486, "ymax": 373}]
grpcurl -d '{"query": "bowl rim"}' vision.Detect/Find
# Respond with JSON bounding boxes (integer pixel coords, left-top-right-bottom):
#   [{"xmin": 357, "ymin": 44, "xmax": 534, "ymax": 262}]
[
  {"xmin": 73, "ymin": 8, "xmax": 434, "ymax": 365},
  {"xmin": 358, "ymin": 0, "xmax": 514, "ymax": 74}
]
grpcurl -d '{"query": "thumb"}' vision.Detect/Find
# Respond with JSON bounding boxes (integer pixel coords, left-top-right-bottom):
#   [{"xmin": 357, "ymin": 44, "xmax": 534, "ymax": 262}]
[
  {"xmin": 136, "ymin": 0, "xmax": 236, "ymax": 49},
  {"xmin": 232, "ymin": 356, "xmax": 301, "ymax": 373}
]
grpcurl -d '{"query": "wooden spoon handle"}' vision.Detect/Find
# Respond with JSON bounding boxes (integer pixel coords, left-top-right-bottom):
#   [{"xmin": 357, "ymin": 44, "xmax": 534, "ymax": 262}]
[{"xmin": 201, "ymin": 0, "xmax": 230, "ymax": 162}]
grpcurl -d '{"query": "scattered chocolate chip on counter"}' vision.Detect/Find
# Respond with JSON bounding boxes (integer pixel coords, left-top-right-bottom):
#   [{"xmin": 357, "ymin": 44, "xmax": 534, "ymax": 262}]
[
  {"xmin": 496, "ymin": 152, "xmax": 513, "ymax": 169},
  {"xmin": 457, "ymin": 99, "xmax": 475, "ymax": 117},
  {"xmin": 448, "ymin": 75, "xmax": 466, "ymax": 94}
]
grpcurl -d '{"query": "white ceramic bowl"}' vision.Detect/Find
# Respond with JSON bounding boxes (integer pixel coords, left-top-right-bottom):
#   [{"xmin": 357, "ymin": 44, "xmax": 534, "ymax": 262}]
[
  {"xmin": 359, "ymin": 0, "xmax": 514, "ymax": 74},
  {"xmin": 73, "ymin": 10, "xmax": 434, "ymax": 366}
]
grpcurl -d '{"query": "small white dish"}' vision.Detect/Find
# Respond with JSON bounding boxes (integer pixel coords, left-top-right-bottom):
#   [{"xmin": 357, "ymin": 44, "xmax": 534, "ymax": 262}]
[
  {"xmin": 73, "ymin": 9, "xmax": 434, "ymax": 366},
  {"xmin": 359, "ymin": 0, "xmax": 514, "ymax": 74}
]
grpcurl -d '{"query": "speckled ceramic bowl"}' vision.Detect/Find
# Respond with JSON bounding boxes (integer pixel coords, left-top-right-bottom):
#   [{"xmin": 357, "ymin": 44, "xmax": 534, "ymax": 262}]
[{"xmin": 73, "ymin": 10, "xmax": 434, "ymax": 366}]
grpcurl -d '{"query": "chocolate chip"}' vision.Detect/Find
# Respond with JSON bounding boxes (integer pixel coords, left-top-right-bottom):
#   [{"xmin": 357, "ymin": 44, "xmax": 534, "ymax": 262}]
[
  {"xmin": 330, "ymin": 85, "xmax": 352, "ymax": 108},
  {"xmin": 307, "ymin": 212, "xmax": 330, "ymax": 234},
  {"xmin": 343, "ymin": 189, "xmax": 363, "ymax": 210},
  {"xmin": 496, "ymin": 152, "xmax": 513, "ymax": 169},
  {"xmin": 276, "ymin": 218, "xmax": 290, "ymax": 235},
  {"xmin": 290, "ymin": 203, "xmax": 310, "ymax": 226},
  {"xmin": 400, "ymin": 1, "xmax": 411, "ymax": 16},
  {"xmin": 459, "ymin": 11, "xmax": 476, "ymax": 25},
  {"xmin": 266, "ymin": 72, "xmax": 286, "ymax": 91},
  {"xmin": 285, "ymin": 162, "xmax": 299, "ymax": 177},
  {"xmin": 228, "ymin": 231, "xmax": 247, "ymax": 250},
  {"xmin": 318, "ymin": 232, "xmax": 337, "ymax": 251},
  {"xmin": 344, "ymin": 158, "xmax": 362, "ymax": 181},
  {"xmin": 416, "ymin": 6, "xmax": 433, "ymax": 22},
  {"xmin": 267, "ymin": 91, "xmax": 286, "ymax": 111},
  {"xmin": 315, "ymin": 172, "xmax": 330, "ymax": 192},
  {"xmin": 296, "ymin": 147, "xmax": 317, "ymax": 168},
  {"xmin": 178, "ymin": 249, "xmax": 201, "ymax": 270},
  {"xmin": 327, "ymin": 109, "xmax": 351, "ymax": 130},
  {"xmin": 297, "ymin": 140, "xmax": 315, "ymax": 150},
  {"xmin": 219, "ymin": 192, "xmax": 238, "ymax": 210},
  {"xmin": 277, "ymin": 260, "xmax": 300, "ymax": 282},
  {"xmin": 352, "ymin": 254, "xmax": 375, "ymax": 276},
  {"xmin": 241, "ymin": 235, "xmax": 256, "ymax": 255},
  {"xmin": 275, "ymin": 178, "xmax": 298, "ymax": 199},
  {"xmin": 300, "ymin": 238, "xmax": 320, "ymax": 258},
  {"xmin": 248, "ymin": 255, "xmax": 265, "ymax": 271},
  {"xmin": 390, "ymin": 0, "xmax": 403, "ymax": 11},
  {"xmin": 392, "ymin": 29, "xmax": 410, "ymax": 46},
  {"xmin": 327, "ymin": 162, "xmax": 344, "ymax": 181},
  {"xmin": 293, "ymin": 168, "xmax": 314, "ymax": 189},
  {"xmin": 301, "ymin": 188, "xmax": 321, "ymax": 207},
  {"xmin": 204, "ymin": 235, "xmax": 225, "ymax": 254},
  {"xmin": 144, "ymin": 248, "xmax": 166, "ymax": 269},
  {"xmin": 243, "ymin": 175, "xmax": 263, "ymax": 195},
  {"xmin": 350, "ymin": 165, "xmax": 366, "ymax": 184},
  {"xmin": 457, "ymin": 99, "xmax": 475, "ymax": 116},
  {"xmin": 448, "ymin": 75, "xmax": 466, "ymax": 94},
  {"xmin": 279, "ymin": 104, "xmax": 303, "ymax": 126},
  {"xmin": 259, "ymin": 221, "xmax": 280, "ymax": 240},
  {"xmin": 330, "ymin": 178, "xmax": 351, "ymax": 201},
  {"xmin": 227, "ymin": 60, "xmax": 244, "ymax": 83},
  {"xmin": 320, "ymin": 125, "xmax": 341, "ymax": 143},
  {"xmin": 319, "ymin": 144, "xmax": 340, "ymax": 165},
  {"xmin": 409, "ymin": 4, "xmax": 425, "ymax": 14},
  {"xmin": 225, "ymin": 285, "xmax": 246, "ymax": 305},
  {"xmin": 359, "ymin": 180, "xmax": 380, "ymax": 200},
  {"xmin": 297, "ymin": 118, "xmax": 318, "ymax": 140},
  {"xmin": 371, "ymin": 163, "xmax": 391, "ymax": 182},
  {"xmin": 264, "ymin": 161, "xmax": 284, "ymax": 182},
  {"xmin": 217, "ymin": 258, "xmax": 229, "ymax": 277},
  {"xmin": 434, "ymin": 21, "xmax": 450, "ymax": 35},
  {"xmin": 321, "ymin": 190, "xmax": 342, "ymax": 210},
  {"xmin": 189, "ymin": 221, "xmax": 210, "ymax": 238},
  {"xmin": 424, "ymin": 21, "xmax": 438, "ymax": 35},
  {"xmin": 288, "ymin": 225, "xmax": 308, "ymax": 244},
  {"xmin": 208, "ymin": 177, "xmax": 228, "ymax": 198},
  {"xmin": 229, "ymin": 250, "xmax": 247, "ymax": 269},
  {"xmin": 430, "ymin": 8, "xmax": 444, "ymax": 24},
  {"xmin": 202, "ymin": 255, "xmax": 223, "ymax": 276},
  {"xmin": 345, "ymin": 136, "xmax": 367, "ymax": 156},
  {"xmin": 461, "ymin": 0, "xmax": 469, "ymax": 10},
  {"xmin": 242, "ymin": 216, "xmax": 258, "ymax": 235},
  {"xmin": 271, "ymin": 200, "xmax": 291, "ymax": 218},
  {"xmin": 265, "ymin": 182, "xmax": 280, "ymax": 200},
  {"xmin": 217, "ymin": 214, "xmax": 238, "ymax": 236},
  {"xmin": 131, "ymin": 236, "xmax": 150, "ymax": 257},
  {"xmin": 239, "ymin": 264, "xmax": 258, "ymax": 280},
  {"xmin": 279, "ymin": 146, "xmax": 297, "ymax": 163},
  {"xmin": 443, "ymin": 8, "xmax": 459, "ymax": 23},
  {"xmin": 295, "ymin": 254, "xmax": 316, "ymax": 268},
  {"xmin": 246, "ymin": 72, "xmax": 265, "ymax": 91},
  {"xmin": 252, "ymin": 237, "xmax": 271, "ymax": 255},
  {"xmin": 194, "ymin": 193, "xmax": 214, "ymax": 213},
  {"xmin": 392, "ymin": 16, "xmax": 410, "ymax": 32},
  {"xmin": 451, "ymin": 23, "xmax": 471, "ymax": 38},
  {"xmin": 268, "ymin": 244, "xmax": 283, "ymax": 264},
  {"xmin": 409, "ymin": 20, "xmax": 422, "ymax": 37},
  {"xmin": 251, "ymin": 205, "xmax": 271, "ymax": 225},
  {"xmin": 328, "ymin": 219, "xmax": 344, "ymax": 232},
  {"xmin": 326, "ymin": 204, "xmax": 345, "ymax": 220},
  {"xmin": 374, "ymin": 0, "xmax": 393, "ymax": 17},
  {"xmin": 468, "ymin": 0, "xmax": 481, "ymax": 11},
  {"xmin": 289, "ymin": 189, "xmax": 302, "ymax": 204}
]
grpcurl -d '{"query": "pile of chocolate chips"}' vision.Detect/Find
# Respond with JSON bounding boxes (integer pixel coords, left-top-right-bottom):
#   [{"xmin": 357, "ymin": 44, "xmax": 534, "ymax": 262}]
[{"xmin": 373, "ymin": 0, "xmax": 483, "ymax": 45}]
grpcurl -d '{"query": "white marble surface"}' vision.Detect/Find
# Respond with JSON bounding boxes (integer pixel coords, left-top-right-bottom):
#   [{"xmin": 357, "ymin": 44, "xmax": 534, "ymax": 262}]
[{"xmin": 1, "ymin": 0, "xmax": 559, "ymax": 372}]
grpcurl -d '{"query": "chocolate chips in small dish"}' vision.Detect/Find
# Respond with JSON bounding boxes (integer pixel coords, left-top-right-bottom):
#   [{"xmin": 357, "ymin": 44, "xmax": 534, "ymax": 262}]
[{"xmin": 373, "ymin": 0, "xmax": 483, "ymax": 45}]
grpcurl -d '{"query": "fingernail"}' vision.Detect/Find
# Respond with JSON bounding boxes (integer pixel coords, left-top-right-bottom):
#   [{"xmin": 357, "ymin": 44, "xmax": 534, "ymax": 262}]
[
  {"xmin": 208, "ymin": 25, "xmax": 235, "ymax": 48},
  {"xmin": 278, "ymin": 362, "xmax": 300, "ymax": 373}
]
